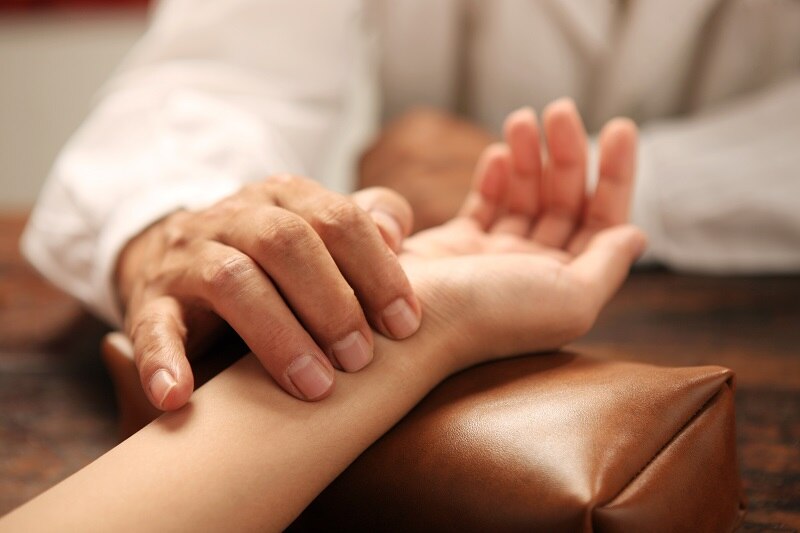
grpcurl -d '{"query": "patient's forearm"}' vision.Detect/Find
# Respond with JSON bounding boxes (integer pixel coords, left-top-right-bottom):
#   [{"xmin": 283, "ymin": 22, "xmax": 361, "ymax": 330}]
[{"xmin": 1, "ymin": 327, "xmax": 456, "ymax": 532}]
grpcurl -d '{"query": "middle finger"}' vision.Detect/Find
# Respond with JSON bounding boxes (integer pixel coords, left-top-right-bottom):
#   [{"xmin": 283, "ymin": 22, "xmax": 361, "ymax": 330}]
[
  {"xmin": 531, "ymin": 98, "xmax": 589, "ymax": 248},
  {"xmin": 491, "ymin": 107, "xmax": 544, "ymax": 235},
  {"xmin": 263, "ymin": 176, "xmax": 422, "ymax": 340},
  {"xmin": 216, "ymin": 206, "xmax": 375, "ymax": 373}
]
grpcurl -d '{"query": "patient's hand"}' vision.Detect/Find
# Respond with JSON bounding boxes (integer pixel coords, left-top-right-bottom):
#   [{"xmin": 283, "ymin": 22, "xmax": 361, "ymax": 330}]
[{"xmin": 401, "ymin": 100, "xmax": 644, "ymax": 369}]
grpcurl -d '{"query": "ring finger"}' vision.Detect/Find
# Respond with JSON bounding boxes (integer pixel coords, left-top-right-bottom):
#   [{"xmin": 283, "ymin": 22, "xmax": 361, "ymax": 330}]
[{"xmin": 167, "ymin": 240, "xmax": 337, "ymax": 401}]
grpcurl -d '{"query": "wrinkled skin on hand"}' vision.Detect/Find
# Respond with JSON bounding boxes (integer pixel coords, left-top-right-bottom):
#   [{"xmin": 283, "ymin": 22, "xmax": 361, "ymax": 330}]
[{"xmin": 115, "ymin": 177, "xmax": 422, "ymax": 409}]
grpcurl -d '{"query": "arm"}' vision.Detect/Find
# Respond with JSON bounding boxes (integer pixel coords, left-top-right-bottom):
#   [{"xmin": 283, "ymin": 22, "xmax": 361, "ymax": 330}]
[
  {"xmin": 0, "ymin": 333, "xmax": 454, "ymax": 532},
  {"xmin": 2, "ymin": 99, "xmax": 644, "ymax": 532},
  {"xmin": 1, "ymin": 233, "xmax": 643, "ymax": 533},
  {"xmin": 21, "ymin": 1, "xmax": 426, "ymax": 411}
]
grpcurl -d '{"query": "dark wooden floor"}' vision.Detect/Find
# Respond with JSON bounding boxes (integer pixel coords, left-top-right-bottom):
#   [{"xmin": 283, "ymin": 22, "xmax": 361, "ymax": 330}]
[{"xmin": 1, "ymin": 212, "xmax": 798, "ymax": 530}]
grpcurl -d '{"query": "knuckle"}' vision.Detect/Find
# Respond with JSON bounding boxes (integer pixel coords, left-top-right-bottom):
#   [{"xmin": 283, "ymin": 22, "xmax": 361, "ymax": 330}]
[
  {"xmin": 137, "ymin": 337, "xmax": 164, "ymax": 372},
  {"xmin": 253, "ymin": 329, "xmax": 316, "ymax": 371},
  {"xmin": 157, "ymin": 211, "xmax": 196, "ymax": 250},
  {"xmin": 163, "ymin": 225, "xmax": 191, "ymax": 250},
  {"xmin": 130, "ymin": 317, "xmax": 169, "ymax": 368},
  {"xmin": 203, "ymin": 198, "xmax": 249, "ymax": 231},
  {"xmin": 201, "ymin": 254, "xmax": 257, "ymax": 296},
  {"xmin": 129, "ymin": 314, "xmax": 157, "ymax": 347},
  {"xmin": 316, "ymin": 297, "xmax": 364, "ymax": 341},
  {"xmin": 256, "ymin": 211, "xmax": 314, "ymax": 255},
  {"xmin": 312, "ymin": 200, "xmax": 368, "ymax": 241}
]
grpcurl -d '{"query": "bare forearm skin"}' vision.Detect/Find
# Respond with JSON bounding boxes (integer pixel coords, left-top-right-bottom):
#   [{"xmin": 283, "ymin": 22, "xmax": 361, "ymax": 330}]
[{"xmin": 1, "ymin": 318, "xmax": 457, "ymax": 532}]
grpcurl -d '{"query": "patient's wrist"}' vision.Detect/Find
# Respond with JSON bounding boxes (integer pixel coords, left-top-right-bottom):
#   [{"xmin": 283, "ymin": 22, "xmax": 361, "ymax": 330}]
[{"xmin": 402, "ymin": 259, "xmax": 484, "ymax": 375}]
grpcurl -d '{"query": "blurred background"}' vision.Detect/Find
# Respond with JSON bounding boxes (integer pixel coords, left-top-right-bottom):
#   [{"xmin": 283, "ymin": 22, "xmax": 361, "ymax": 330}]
[{"xmin": 0, "ymin": 0, "xmax": 147, "ymax": 208}]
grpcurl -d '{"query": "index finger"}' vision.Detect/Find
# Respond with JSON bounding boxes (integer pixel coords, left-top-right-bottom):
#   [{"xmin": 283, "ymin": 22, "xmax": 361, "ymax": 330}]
[{"xmin": 264, "ymin": 176, "xmax": 422, "ymax": 340}]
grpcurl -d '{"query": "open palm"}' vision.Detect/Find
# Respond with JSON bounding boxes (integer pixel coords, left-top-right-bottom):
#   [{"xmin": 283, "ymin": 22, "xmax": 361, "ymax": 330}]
[{"xmin": 400, "ymin": 100, "xmax": 645, "ymax": 367}]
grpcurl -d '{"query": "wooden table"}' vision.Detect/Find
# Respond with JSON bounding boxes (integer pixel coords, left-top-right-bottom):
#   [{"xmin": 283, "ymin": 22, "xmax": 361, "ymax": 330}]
[{"xmin": 1, "ymin": 212, "xmax": 798, "ymax": 530}]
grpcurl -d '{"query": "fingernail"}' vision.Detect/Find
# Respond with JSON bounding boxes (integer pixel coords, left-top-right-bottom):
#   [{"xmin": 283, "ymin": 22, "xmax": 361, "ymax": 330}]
[
  {"xmin": 287, "ymin": 354, "xmax": 333, "ymax": 400},
  {"xmin": 370, "ymin": 210, "xmax": 403, "ymax": 251},
  {"xmin": 382, "ymin": 298, "xmax": 420, "ymax": 339},
  {"xmin": 149, "ymin": 369, "xmax": 177, "ymax": 409},
  {"xmin": 331, "ymin": 331, "xmax": 372, "ymax": 372}
]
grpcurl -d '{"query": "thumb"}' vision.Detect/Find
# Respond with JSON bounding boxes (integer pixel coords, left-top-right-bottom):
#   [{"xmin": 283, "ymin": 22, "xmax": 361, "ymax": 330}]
[
  {"xmin": 569, "ymin": 224, "xmax": 647, "ymax": 307},
  {"xmin": 350, "ymin": 187, "xmax": 414, "ymax": 253}
]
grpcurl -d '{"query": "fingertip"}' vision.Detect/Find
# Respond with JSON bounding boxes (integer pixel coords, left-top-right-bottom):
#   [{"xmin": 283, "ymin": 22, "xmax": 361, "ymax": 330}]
[
  {"xmin": 478, "ymin": 143, "xmax": 511, "ymax": 201},
  {"xmin": 600, "ymin": 117, "xmax": 638, "ymax": 152},
  {"xmin": 545, "ymin": 96, "xmax": 578, "ymax": 115},
  {"xmin": 459, "ymin": 143, "xmax": 511, "ymax": 226},
  {"xmin": 381, "ymin": 296, "xmax": 422, "ymax": 340},
  {"xmin": 350, "ymin": 187, "xmax": 414, "ymax": 251},
  {"xmin": 158, "ymin": 383, "xmax": 194, "ymax": 411},
  {"xmin": 148, "ymin": 368, "xmax": 179, "ymax": 410},
  {"xmin": 543, "ymin": 98, "xmax": 587, "ymax": 163},
  {"xmin": 143, "ymin": 344, "xmax": 194, "ymax": 411},
  {"xmin": 627, "ymin": 226, "xmax": 648, "ymax": 260},
  {"xmin": 504, "ymin": 107, "xmax": 542, "ymax": 174},
  {"xmin": 330, "ymin": 329, "xmax": 373, "ymax": 373},
  {"xmin": 285, "ymin": 353, "xmax": 335, "ymax": 401},
  {"xmin": 370, "ymin": 209, "xmax": 404, "ymax": 253},
  {"xmin": 504, "ymin": 106, "xmax": 538, "ymax": 135},
  {"xmin": 607, "ymin": 116, "xmax": 637, "ymax": 134}
]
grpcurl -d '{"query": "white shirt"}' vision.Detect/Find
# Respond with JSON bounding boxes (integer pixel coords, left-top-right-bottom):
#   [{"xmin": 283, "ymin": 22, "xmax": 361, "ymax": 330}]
[{"xmin": 21, "ymin": 0, "xmax": 800, "ymax": 325}]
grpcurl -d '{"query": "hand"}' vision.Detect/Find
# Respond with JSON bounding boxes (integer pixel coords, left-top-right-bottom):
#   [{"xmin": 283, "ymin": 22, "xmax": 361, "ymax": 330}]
[
  {"xmin": 401, "ymin": 99, "xmax": 645, "ymax": 369},
  {"xmin": 115, "ymin": 177, "xmax": 422, "ymax": 409}
]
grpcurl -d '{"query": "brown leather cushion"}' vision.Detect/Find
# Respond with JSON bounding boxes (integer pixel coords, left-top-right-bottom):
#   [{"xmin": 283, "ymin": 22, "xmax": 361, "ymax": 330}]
[{"xmin": 290, "ymin": 353, "xmax": 745, "ymax": 532}]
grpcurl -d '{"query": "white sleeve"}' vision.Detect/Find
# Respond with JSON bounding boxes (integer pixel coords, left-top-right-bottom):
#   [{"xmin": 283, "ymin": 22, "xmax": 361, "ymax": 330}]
[
  {"xmin": 631, "ymin": 74, "xmax": 800, "ymax": 274},
  {"xmin": 21, "ymin": 0, "xmax": 367, "ymax": 326}
]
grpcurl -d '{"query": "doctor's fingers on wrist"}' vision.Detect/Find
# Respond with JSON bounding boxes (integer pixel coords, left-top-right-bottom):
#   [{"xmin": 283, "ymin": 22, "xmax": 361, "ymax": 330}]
[
  {"xmin": 163, "ymin": 240, "xmax": 337, "ymax": 400},
  {"xmin": 126, "ymin": 296, "xmax": 195, "ymax": 411},
  {"xmin": 212, "ymin": 209, "xmax": 376, "ymax": 373},
  {"xmin": 349, "ymin": 187, "xmax": 414, "ymax": 253},
  {"xmin": 259, "ymin": 178, "xmax": 421, "ymax": 340},
  {"xmin": 195, "ymin": 176, "xmax": 419, "ymax": 340}
]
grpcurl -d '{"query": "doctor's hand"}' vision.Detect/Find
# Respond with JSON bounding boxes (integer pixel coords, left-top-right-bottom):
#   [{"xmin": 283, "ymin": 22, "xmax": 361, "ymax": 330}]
[
  {"xmin": 401, "ymin": 99, "xmax": 644, "ymax": 368},
  {"xmin": 115, "ymin": 177, "xmax": 420, "ymax": 410}
]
